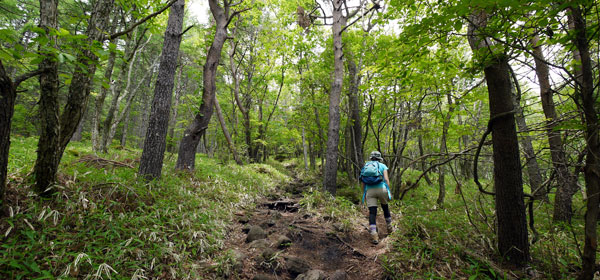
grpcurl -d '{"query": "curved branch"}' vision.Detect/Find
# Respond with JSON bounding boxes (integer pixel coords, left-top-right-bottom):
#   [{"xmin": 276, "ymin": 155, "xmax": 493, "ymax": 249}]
[{"xmin": 108, "ymin": 0, "xmax": 178, "ymax": 40}]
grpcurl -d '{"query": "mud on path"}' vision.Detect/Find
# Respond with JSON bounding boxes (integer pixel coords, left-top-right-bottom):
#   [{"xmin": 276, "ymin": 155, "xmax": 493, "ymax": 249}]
[{"xmin": 221, "ymin": 178, "xmax": 394, "ymax": 280}]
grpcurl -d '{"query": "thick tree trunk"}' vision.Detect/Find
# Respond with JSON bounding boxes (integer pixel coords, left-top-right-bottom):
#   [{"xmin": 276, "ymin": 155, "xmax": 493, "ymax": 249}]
[
  {"xmin": 58, "ymin": 0, "xmax": 114, "ymax": 156},
  {"xmin": 138, "ymin": 0, "xmax": 185, "ymax": 179},
  {"xmin": 569, "ymin": 6, "xmax": 600, "ymax": 280},
  {"xmin": 0, "ymin": 63, "xmax": 42, "ymax": 207},
  {"xmin": 176, "ymin": 0, "xmax": 229, "ymax": 170},
  {"xmin": 0, "ymin": 62, "xmax": 17, "ymax": 206},
  {"xmin": 468, "ymin": 10, "xmax": 529, "ymax": 267},
  {"xmin": 33, "ymin": 0, "xmax": 114, "ymax": 195},
  {"xmin": 323, "ymin": 0, "xmax": 346, "ymax": 195},
  {"xmin": 34, "ymin": 0, "xmax": 60, "ymax": 195}
]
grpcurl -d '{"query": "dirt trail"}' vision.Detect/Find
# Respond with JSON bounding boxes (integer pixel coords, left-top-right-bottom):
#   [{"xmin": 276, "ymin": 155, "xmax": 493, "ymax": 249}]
[{"xmin": 222, "ymin": 177, "xmax": 393, "ymax": 280}]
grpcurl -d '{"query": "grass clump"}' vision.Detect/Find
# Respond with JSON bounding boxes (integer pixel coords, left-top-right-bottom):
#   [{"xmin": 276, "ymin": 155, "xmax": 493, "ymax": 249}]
[{"xmin": 0, "ymin": 137, "xmax": 289, "ymax": 279}]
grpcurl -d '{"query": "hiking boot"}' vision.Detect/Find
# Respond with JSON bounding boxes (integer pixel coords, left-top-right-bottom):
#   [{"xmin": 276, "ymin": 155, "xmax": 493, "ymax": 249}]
[
  {"xmin": 370, "ymin": 230, "xmax": 379, "ymax": 244},
  {"xmin": 386, "ymin": 222, "xmax": 394, "ymax": 234}
]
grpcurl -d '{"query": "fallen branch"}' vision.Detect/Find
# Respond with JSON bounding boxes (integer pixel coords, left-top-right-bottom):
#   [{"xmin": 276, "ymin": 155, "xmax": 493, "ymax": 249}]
[{"xmin": 76, "ymin": 155, "xmax": 135, "ymax": 169}]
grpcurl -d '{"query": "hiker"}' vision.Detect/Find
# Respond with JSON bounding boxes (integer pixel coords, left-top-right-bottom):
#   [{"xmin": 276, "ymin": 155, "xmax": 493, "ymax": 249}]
[{"xmin": 360, "ymin": 151, "xmax": 393, "ymax": 244}]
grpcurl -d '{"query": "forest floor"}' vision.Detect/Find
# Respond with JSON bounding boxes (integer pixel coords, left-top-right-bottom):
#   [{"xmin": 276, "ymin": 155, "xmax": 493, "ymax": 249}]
[{"xmin": 219, "ymin": 173, "xmax": 393, "ymax": 280}]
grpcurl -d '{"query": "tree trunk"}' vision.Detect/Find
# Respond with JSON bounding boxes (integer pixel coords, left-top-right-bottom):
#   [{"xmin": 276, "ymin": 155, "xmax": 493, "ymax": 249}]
[
  {"xmin": 33, "ymin": 0, "xmax": 114, "ymax": 195},
  {"xmin": 302, "ymin": 127, "xmax": 309, "ymax": 170},
  {"xmin": 346, "ymin": 55, "xmax": 363, "ymax": 180},
  {"xmin": 71, "ymin": 114, "xmax": 85, "ymax": 141},
  {"xmin": 437, "ymin": 94, "xmax": 453, "ymax": 206},
  {"xmin": 120, "ymin": 101, "xmax": 131, "ymax": 147},
  {"xmin": 214, "ymin": 93, "xmax": 242, "ymax": 164},
  {"xmin": 138, "ymin": 0, "xmax": 185, "ymax": 180},
  {"xmin": 176, "ymin": 0, "xmax": 230, "ymax": 170},
  {"xmin": 100, "ymin": 62, "xmax": 127, "ymax": 152},
  {"xmin": 0, "ymin": 62, "xmax": 18, "ymax": 207},
  {"xmin": 167, "ymin": 62, "xmax": 185, "ymax": 153},
  {"xmin": 311, "ymin": 88, "xmax": 325, "ymax": 168},
  {"xmin": 58, "ymin": 0, "xmax": 114, "ymax": 157},
  {"xmin": 569, "ymin": 6, "xmax": 600, "ymax": 280},
  {"xmin": 323, "ymin": 0, "xmax": 346, "ymax": 195},
  {"xmin": 92, "ymin": 49, "xmax": 117, "ymax": 151},
  {"xmin": 34, "ymin": 0, "xmax": 60, "ymax": 195},
  {"xmin": 138, "ymin": 71, "xmax": 155, "ymax": 149},
  {"xmin": 457, "ymin": 112, "xmax": 472, "ymax": 178},
  {"xmin": 530, "ymin": 36, "xmax": 578, "ymax": 221},
  {"xmin": 468, "ymin": 10, "xmax": 529, "ymax": 267},
  {"xmin": 510, "ymin": 67, "xmax": 546, "ymax": 201},
  {"xmin": 92, "ymin": 14, "xmax": 119, "ymax": 151},
  {"xmin": 101, "ymin": 30, "xmax": 150, "ymax": 152},
  {"xmin": 229, "ymin": 36, "xmax": 254, "ymax": 160},
  {"xmin": 107, "ymin": 56, "xmax": 158, "ymax": 151}
]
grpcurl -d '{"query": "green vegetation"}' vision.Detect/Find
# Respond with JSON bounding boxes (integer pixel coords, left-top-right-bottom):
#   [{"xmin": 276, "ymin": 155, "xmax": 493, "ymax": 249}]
[
  {"xmin": 1, "ymin": 137, "xmax": 288, "ymax": 279},
  {"xmin": 380, "ymin": 175, "xmax": 584, "ymax": 279}
]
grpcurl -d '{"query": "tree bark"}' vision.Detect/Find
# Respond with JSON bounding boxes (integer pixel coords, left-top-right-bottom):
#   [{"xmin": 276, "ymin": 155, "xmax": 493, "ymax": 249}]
[
  {"xmin": 176, "ymin": 0, "xmax": 230, "ymax": 170},
  {"xmin": 33, "ymin": 0, "xmax": 114, "ymax": 195},
  {"xmin": 346, "ymin": 55, "xmax": 363, "ymax": 180},
  {"xmin": 58, "ymin": 0, "xmax": 114, "ymax": 156},
  {"xmin": 323, "ymin": 0, "xmax": 346, "ymax": 195},
  {"xmin": 0, "ymin": 63, "xmax": 43, "ymax": 208},
  {"xmin": 569, "ymin": 6, "xmax": 600, "ymax": 280},
  {"xmin": 509, "ymin": 67, "xmax": 546, "ymax": 201},
  {"xmin": 468, "ymin": 10, "xmax": 529, "ymax": 267},
  {"xmin": 34, "ymin": 0, "xmax": 60, "ymax": 195},
  {"xmin": 138, "ymin": 0, "xmax": 185, "ymax": 180},
  {"xmin": 0, "ymin": 62, "xmax": 17, "ymax": 207}
]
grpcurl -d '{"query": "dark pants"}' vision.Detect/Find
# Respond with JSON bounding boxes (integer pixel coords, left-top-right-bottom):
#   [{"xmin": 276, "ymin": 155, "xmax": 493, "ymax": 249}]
[{"xmin": 369, "ymin": 204, "xmax": 391, "ymax": 226}]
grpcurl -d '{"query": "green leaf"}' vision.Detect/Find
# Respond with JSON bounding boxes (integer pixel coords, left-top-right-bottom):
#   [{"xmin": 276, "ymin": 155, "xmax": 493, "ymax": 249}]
[
  {"xmin": 58, "ymin": 28, "xmax": 70, "ymax": 36},
  {"xmin": 453, "ymin": 20, "xmax": 463, "ymax": 32}
]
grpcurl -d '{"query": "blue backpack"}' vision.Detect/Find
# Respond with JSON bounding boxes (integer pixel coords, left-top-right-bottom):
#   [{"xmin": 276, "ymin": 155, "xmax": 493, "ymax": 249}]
[{"xmin": 360, "ymin": 161, "xmax": 383, "ymax": 185}]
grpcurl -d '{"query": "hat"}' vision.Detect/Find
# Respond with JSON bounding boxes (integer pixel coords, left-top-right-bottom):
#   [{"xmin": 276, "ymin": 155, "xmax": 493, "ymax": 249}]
[{"xmin": 369, "ymin": 151, "xmax": 383, "ymax": 161}]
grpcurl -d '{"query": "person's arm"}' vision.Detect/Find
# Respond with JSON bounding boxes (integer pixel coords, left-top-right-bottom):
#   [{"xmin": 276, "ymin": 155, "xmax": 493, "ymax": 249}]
[{"xmin": 383, "ymin": 170, "xmax": 390, "ymax": 186}]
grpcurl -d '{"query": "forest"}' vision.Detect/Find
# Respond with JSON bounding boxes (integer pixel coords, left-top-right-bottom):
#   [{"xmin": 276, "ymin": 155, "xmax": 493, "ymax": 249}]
[{"xmin": 0, "ymin": 0, "xmax": 599, "ymax": 279}]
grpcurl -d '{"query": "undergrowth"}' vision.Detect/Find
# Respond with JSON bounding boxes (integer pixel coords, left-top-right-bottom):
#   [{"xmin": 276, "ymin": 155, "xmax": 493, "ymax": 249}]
[
  {"xmin": 378, "ymin": 172, "xmax": 585, "ymax": 279},
  {"xmin": 0, "ymin": 137, "xmax": 289, "ymax": 279}
]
